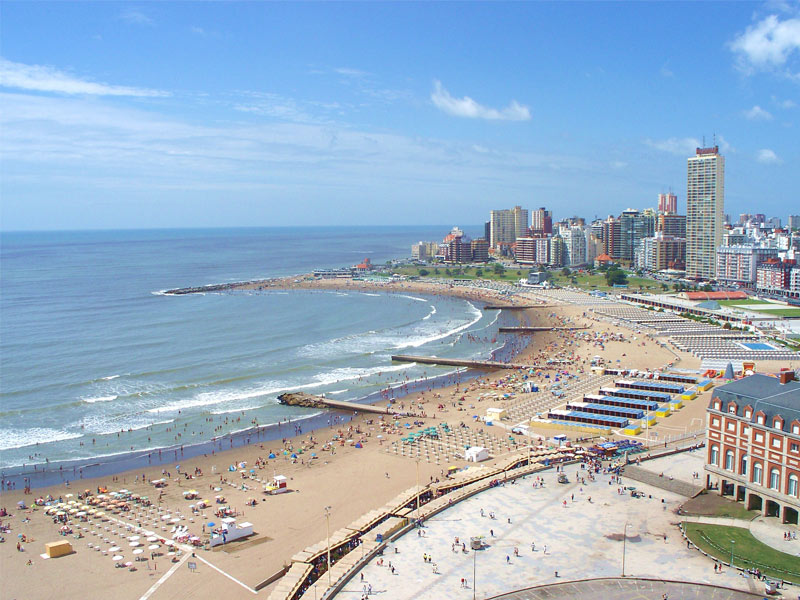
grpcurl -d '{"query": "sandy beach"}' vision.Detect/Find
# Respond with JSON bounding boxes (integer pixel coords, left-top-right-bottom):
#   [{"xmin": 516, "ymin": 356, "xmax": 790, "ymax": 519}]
[{"xmin": 1, "ymin": 277, "xmax": 782, "ymax": 600}]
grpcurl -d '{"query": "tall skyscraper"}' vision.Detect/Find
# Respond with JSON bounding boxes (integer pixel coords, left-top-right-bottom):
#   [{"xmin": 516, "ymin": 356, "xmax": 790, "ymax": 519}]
[
  {"xmin": 531, "ymin": 207, "xmax": 552, "ymax": 235},
  {"xmin": 490, "ymin": 206, "xmax": 528, "ymax": 248},
  {"xmin": 686, "ymin": 146, "xmax": 724, "ymax": 279},
  {"xmin": 658, "ymin": 192, "xmax": 677, "ymax": 214}
]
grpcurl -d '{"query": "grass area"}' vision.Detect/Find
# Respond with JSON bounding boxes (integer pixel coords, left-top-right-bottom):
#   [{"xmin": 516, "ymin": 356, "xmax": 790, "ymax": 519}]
[
  {"xmin": 683, "ymin": 522, "xmax": 800, "ymax": 581},
  {"xmin": 748, "ymin": 308, "xmax": 800, "ymax": 317},
  {"xmin": 392, "ymin": 265, "xmax": 524, "ymax": 282},
  {"xmin": 681, "ymin": 492, "xmax": 759, "ymax": 520},
  {"xmin": 718, "ymin": 299, "xmax": 772, "ymax": 307},
  {"xmin": 392, "ymin": 264, "xmax": 666, "ymax": 292}
]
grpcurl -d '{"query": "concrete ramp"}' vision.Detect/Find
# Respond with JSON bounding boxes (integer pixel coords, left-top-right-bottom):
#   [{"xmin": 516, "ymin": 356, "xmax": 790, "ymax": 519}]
[{"xmin": 621, "ymin": 464, "xmax": 704, "ymax": 498}]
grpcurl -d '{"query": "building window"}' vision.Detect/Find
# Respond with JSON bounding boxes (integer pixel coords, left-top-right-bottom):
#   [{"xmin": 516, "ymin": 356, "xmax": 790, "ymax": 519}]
[
  {"xmin": 710, "ymin": 445, "xmax": 719, "ymax": 466},
  {"xmin": 725, "ymin": 450, "xmax": 734, "ymax": 470},
  {"xmin": 770, "ymin": 469, "xmax": 780, "ymax": 490},
  {"xmin": 753, "ymin": 463, "xmax": 763, "ymax": 485},
  {"xmin": 773, "ymin": 418, "xmax": 783, "ymax": 430},
  {"xmin": 712, "ymin": 418, "xmax": 720, "ymax": 427},
  {"xmin": 741, "ymin": 455, "xmax": 748, "ymax": 476},
  {"xmin": 745, "ymin": 409, "xmax": 752, "ymax": 418},
  {"xmin": 793, "ymin": 424, "xmax": 799, "ymax": 435},
  {"xmin": 743, "ymin": 427, "xmax": 750, "ymax": 436},
  {"xmin": 791, "ymin": 443, "xmax": 799, "ymax": 453},
  {"xmin": 755, "ymin": 433, "xmax": 764, "ymax": 443},
  {"xmin": 714, "ymin": 401, "xmax": 721, "ymax": 410},
  {"xmin": 789, "ymin": 475, "xmax": 799, "ymax": 498},
  {"xmin": 729, "ymin": 405, "xmax": 737, "ymax": 414},
  {"xmin": 727, "ymin": 421, "xmax": 736, "ymax": 432},
  {"xmin": 757, "ymin": 415, "xmax": 764, "ymax": 425},
  {"xmin": 771, "ymin": 437, "xmax": 782, "ymax": 449}
]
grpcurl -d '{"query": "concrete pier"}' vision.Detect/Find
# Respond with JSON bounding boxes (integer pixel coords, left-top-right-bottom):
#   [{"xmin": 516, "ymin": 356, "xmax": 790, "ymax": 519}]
[
  {"xmin": 390, "ymin": 355, "xmax": 534, "ymax": 370},
  {"xmin": 483, "ymin": 304, "xmax": 554, "ymax": 310},
  {"xmin": 499, "ymin": 326, "xmax": 589, "ymax": 333}
]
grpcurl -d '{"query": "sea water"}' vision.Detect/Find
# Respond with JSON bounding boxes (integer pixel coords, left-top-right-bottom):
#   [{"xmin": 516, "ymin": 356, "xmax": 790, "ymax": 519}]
[{"xmin": 0, "ymin": 227, "xmax": 520, "ymax": 478}]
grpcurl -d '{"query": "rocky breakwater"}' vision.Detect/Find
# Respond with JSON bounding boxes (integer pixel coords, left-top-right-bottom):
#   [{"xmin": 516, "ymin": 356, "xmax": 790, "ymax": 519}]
[
  {"xmin": 277, "ymin": 392, "xmax": 329, "ymax": 409},
  {"xmin": 278, "ymin": 392, "xmax": 396, "ymax": 415}
]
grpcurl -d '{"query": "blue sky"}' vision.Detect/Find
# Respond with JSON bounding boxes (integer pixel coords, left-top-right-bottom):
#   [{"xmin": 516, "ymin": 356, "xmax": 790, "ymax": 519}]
[{"xmin": 1, "ymin": 1, "xmax": 798, "ymax": 231}]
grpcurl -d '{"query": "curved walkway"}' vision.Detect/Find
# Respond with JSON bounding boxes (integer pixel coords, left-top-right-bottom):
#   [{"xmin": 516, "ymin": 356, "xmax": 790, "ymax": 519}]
[{"xmin": 488, "ymin": 577, "xmax": 764, "ymax": 600}]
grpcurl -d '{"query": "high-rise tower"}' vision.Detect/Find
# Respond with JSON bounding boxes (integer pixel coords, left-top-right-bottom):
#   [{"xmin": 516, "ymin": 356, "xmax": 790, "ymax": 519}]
[
  {"xmin": 658, "ymin": 192, "xmax": 677, "ymax": 214},
  {"xmin": 686, "ymin": 146, "xmax": 724, "ymax": 280}
]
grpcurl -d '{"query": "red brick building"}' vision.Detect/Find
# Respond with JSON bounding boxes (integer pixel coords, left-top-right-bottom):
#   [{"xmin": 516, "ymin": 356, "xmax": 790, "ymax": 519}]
[{"xmin": 705, "ymin": 372, "xmax": 800, "ymax": 524}]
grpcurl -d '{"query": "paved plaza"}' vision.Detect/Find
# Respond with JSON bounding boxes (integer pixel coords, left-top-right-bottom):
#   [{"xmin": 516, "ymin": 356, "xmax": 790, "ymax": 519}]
[
  {"xmin": 490, "ymin": 578, "xmax": 763, "ymax": 599},
  {"xmin": 335, "ymin": 455, "xmax": 794, "ymax": 600}
]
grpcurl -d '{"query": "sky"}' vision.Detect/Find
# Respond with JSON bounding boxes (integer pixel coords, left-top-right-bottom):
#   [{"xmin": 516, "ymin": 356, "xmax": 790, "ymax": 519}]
[{"xmin": 1, "ymin": 1, "xmax": 798, "ymax": 231}]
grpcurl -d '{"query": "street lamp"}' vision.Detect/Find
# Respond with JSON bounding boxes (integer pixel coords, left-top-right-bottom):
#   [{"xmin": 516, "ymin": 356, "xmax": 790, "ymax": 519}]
[
  {"xmin": 473, "ymin": 543, "xmax": 477, "ymax": 600},
  {"xmin": 324, "ymin": 506, "xmax": 332, "ymax": 587},
  {"xmin": 730, "ymin": 539, "xmax": 735, "ymax": 568},
  {"xmin": 621, "ymin": 523, "xmax": 631, "ymax": 577},
  {"xmin": 415, "ymin": 458, "xmax": 420, "ymax": 513}
]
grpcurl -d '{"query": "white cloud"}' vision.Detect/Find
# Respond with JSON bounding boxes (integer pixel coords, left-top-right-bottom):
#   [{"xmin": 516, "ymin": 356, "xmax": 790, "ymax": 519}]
[
  {"xmin": 757, "ymin": 148, "xmax": 782, "ymax": 163},
  {"xmin": 645, "ymin": 137, "xmax": 701, "ymax": 155},
  {"xmin": 430, "ymin": 80, "xmax": 531, "ymax": 121},
  {"xmin": 646, "ymin": 135, "xmax": 733, "ymax": 155},
  {"xmin": 610, "ymin": 161, "xmax": 628, "ymax": 169},
  {"xmin": 660, "ymin": 65, "xmax": 674, "ymax": 78},
  {"xmin": 119, "ymin": 9, "xmax": 154, "ymax": 26},
  {"xmin": 190, "ymin": 26, "xmax": 206, "ymax": 35},
  {"xmin": 743, "ymin": 105, "xmax": 774, "ymax": 119},
  {"xmin": 334, "ymin": 67, "xmax": 370, "ymax": 78},
  {"xmin": 0, "ymin": 58, "xmax": 169, "ymax": 97},
  {"xmin": 730, "ymin": 14, "xmax": 800, "ymax": 75}
]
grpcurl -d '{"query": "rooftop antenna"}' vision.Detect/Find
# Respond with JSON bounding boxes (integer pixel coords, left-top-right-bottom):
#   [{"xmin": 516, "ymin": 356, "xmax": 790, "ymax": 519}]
[
  {"xmin": 702, "ymin": 135, "xmax": 706, "ymax": 148},
  {"xmin": 713, "ymin": 132, "xmax": 716, "ymax": 147}
]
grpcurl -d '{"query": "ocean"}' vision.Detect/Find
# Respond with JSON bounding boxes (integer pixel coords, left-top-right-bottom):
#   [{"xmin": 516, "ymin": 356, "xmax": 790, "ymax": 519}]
[{"xmin": 0, "ymin": 227, "xmax": 522, "ymax": 484}]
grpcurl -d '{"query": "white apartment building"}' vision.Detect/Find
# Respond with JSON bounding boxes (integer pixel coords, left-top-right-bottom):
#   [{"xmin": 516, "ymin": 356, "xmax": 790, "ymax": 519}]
[{"xmin": 716, "ymin": 245, "xmax": 779, "ymax": 285}]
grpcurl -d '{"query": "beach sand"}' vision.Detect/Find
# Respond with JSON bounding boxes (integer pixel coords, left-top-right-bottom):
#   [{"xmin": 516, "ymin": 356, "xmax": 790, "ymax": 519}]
[{"xmin": 0, "ymin": 278, "xmax": 783, "ymax": 600}]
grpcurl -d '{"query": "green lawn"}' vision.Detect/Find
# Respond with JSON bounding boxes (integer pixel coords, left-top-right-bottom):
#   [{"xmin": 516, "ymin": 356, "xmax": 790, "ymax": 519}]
[
  {"xmin": 718, "ymin": 299, "xmax": 772, "ymax": 307},
  {"xmin": 683, "ymin": 522, "xmax": 800, "ymax": 581},
  {"xmin": 748, "ymin": 308, "xmax": 800, "ymax": 317},
  {"xmin": 680, "ymin": 493, "xmax": 759, "ymax": 520},
  {"xmin": 393, "ymin": 266, "xmax": 524, "ymax": 282},
  {"xmin": 392, "ymin": 265, "xmax": 665, "ymax": 292}
]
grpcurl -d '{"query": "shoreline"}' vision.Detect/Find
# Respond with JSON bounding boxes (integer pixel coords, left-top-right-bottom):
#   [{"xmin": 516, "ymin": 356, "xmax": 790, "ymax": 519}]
[
  {"xmin": 1, "ymin": 281, "xmax": 712, "ymax": 600},
  {"xmin": 2, "ymin": 278, "xmax": 530, "ymax": 489}
]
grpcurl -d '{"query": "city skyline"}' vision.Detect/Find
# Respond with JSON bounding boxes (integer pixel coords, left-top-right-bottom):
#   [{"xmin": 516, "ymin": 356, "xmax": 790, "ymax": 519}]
[{"xmin": 1, "ymin": 1, "xmax": 798, "ymax": 231}]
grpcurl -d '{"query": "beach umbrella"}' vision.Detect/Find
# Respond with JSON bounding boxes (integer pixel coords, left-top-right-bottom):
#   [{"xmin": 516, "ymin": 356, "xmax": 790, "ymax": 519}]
[
  {"xmin": 109, "ymin": 546, "xmax": 120, "ymax": 552},
  {"xmin": 148, "ymin": 544, "xmax": 159, "ymax": 550},
  {"xmin": 268, "ymin": 453, "xmax": 276, "ymax": 459},
  {"xmin": 128, "ymin": 535, "xmax": 140, "ymax": 541},
  {"xmin": 17, "ymin": 501, "xmax": 25, "ymax": 507},
  {"xmin": 133, "ymin": 548, "xmax": 144, "ymax": 555},
  {"xmin": 291, "ymin": 453, "xmax": 297, "ymax": 459},
  {"xmin": 147, "ymin": 536, "xmax": 159, "ymax": 542},
  {"xmin": 129, "ymin": 541, "xmax": 140, "ymax": 547},
  {"xmin": 112, "ymin": 555, "xmax": 124, "ymax": 561},
  {"xmin": 207, "ymin": 522, "xmax": 215, "ymax": 528}
]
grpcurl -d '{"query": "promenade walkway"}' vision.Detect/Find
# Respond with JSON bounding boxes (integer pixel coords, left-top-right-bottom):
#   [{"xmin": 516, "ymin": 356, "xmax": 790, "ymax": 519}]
[{"xmin": 488, "ymin": 577, "xmax": 764, "ymax": 600}]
